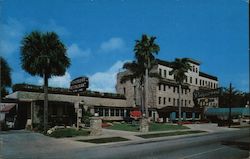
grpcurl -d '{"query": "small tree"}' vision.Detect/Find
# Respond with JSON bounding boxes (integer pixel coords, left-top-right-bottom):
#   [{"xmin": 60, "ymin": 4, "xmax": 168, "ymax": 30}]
[
  {"xmin": 20, "ymin": 31, "xmax": 70, "ymax": 132},
  {"xmin": 170, "ymin": 58, "xmax": 191, "ymax": 124},
  {"xmin": 0, "ymin": 57, "xmax": 12, "ymax": 101}
]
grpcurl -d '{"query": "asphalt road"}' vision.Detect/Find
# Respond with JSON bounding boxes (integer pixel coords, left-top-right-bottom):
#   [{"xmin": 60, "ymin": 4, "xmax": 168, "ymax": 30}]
[{"xmin": 0, "ymin": 129, "xmax": 249, "ymax": 159}]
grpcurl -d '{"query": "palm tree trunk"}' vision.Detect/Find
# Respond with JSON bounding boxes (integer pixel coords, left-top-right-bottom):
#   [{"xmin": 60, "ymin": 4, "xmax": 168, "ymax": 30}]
[
  {"xmin": 178, "ymin": 84, "xmax": 182, "ymax": 124},
  {"xmin": 145, "ymin": 68, "xmax": 149, "ymax": 118},
  {"xmin": 140, "ymin": 85, "xmax": 145, "ymax": 115},
  {"xmin": 44, "ymin": 72, "xmax": 48, "ymax": 132}
]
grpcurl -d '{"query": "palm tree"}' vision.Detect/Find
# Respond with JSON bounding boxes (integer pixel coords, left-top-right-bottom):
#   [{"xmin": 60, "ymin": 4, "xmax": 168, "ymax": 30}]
[
  {"xmin": 20, "ymin": 31, "xmax": 70, "ymax": 132},
  {"xmin": 0, "ymin": 57, "xmax": 12, "ymax": 101},
  {"xmin": 220, "ymin": 83, "xmax": 243, "ymax": 127},
  {"xmin": 121, "ymin": 34, "xmax": 160, "ymax": 118},
  {"xmin": 170, "ymin": 58, "xmax": 191, "ymax": 124}
]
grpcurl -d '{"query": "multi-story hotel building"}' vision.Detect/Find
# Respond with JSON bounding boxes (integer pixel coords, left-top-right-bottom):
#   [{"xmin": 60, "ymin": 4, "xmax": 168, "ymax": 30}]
[{"xmin": 116, "ymin": 58, "xmax": 219, "ymax": 122}]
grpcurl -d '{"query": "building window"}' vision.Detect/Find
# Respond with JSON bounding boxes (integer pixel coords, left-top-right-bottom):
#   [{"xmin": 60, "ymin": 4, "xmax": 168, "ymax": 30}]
[
  {"xmin": 185, "ymin": 89, "xmax": 187, "ymax": 94},
  {"xmin": 177, "ymin": 87, "xmax": 179, "ymax": 93},
  {"xmin": 164, "ymin": 70, "xmax": 167, "ymax": 78},
  {"xmin": 193, "ymin": 66, "xmax": 195, "ymax": 72},
  {"xmin": 168, "ymin": 85, "xmax": 171, "ymax": 89},
  {"xmin": 200, "ymin": 79, "xmax": 202, "ymax": 85},
  {"xmin": 115, "ymin": 109, "xmax": 120, "ymax": 116},
  {"xmin": 181, "ymin": 99, "xmax": 183, "ymax": 106},
  {"xmin": 94, "ymin": 108, "xmax": 99, "ymax": 114},
  {"xmin": 159, "ymin": 68, "xmax": 162, "ymax": 77},
  {"xmin": 105, "ymin": 108, "xmax": 109, "ymax": 116},
  {"xmin": 163, "ymin": 97, "xmax": 166, "ymax": 105},
  {"xmin": 196, "ymin": 68, "xmax": 198, "ymax": 73},
  {"xmin": 190, "ymin": 77, "xmax": 192, "ymax": 83},
  {"xmin": 214, "ymin": 83, "xmax": 216, "ymax": 89},
  {"xmin": 189, "ymin": 100, "xmax": 191, "ymax": 105},
  {"xmin": 158, "ymin": 97, "xmax": 161, "ymax": 105},
  {"xmin": 195, "ymin": 113, "xmax": 200, "ymax": 118},
  {"xmin": 110, "ymin": 109, "xmax": 114, "ymax": 116},
  {"xmin": 123, "ymin": 87, "xmax": 126, "ymax": 95},
  {"xmin": 185, "ymin": 100, "xmax": 187, "ymax": 106},
  {"xmin": 121, "ymin": 109, "xmax": 124, "ymax": 116},
  {"xmin": 195, "ymin": 78, "xmax": 197, "ymax": 85},
  {"xmin": 173, "ymin": 87, "xmax": 175, "ymax": 93},
  {"xmin": 163, "ymin": 85, "xmax": 166, "ymax": 91},
  {"xmin": 169, "ymin": 98, "xmax": 171, "ymax": 102},
  {"xmin": 99, "ymin": 108, "xmax": 103, "ymax": 116},
  {"xmin": 159, "ymin": 84, "xmax": 161, "ymax": 91},
  {"xmin": 181, "ymin": 88, "xmax": 183, "ymax": 94}
]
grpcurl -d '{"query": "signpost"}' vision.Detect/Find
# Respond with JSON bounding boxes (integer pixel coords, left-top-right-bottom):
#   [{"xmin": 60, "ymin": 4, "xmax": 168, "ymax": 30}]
[{"xmin": 71, "ymin": 76, "xmax": 89, "ymax": 130}]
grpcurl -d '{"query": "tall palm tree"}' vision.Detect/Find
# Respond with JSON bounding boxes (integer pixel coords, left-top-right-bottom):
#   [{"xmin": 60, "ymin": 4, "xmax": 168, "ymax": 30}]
[
  {"xmin": 121, "ymin": 34, "xmax": 160, "ymax": 118},
  {"xmin": 170, "ymin": 58, "xmax": 191, "ymax": 124},
  {"xmin": 0, "ymin": 57, "xmax": 12, "ymax": 101},
  {"xmin": 20, "ymin": 31, "xmax": 70, "ymax": 132}
]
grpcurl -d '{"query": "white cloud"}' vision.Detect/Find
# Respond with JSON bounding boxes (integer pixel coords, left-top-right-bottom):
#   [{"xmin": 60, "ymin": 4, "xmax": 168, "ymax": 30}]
[
  {"xmin": 0, "ymin": 18, "xmax": 70, "ymax": 57},
  {"xmin": 39, "ymin": 19, "xmax": 69, "ymax": 37},
  {"xmin": 67, "ymin": 43, "xmax": 91, "ymax": 58},
  {"xmin": 38, "ymin": 71, "xmax": 71, "ymax": 88},
  {"xmin": 0, "ymin": 18, "xmax": 25, "ymax": 56},
  {"xmin": 100, "ymin": 37, "xmax": 125, "ymax": 52},
  {"xmin": 88, "ymin": 60, "xmax": 127, "ymax": 92}
]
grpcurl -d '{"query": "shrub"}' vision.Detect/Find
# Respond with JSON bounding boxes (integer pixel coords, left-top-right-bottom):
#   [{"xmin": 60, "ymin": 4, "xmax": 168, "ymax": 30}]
[{"xmin": 48, "ymin": 128, "xmax": 89, "ymax": 138}]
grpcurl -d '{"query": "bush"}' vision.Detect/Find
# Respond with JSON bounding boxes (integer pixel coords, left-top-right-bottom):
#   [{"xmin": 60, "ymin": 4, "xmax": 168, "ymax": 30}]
[
  {"xmin": 48, "ymin": 128, "xmax": 90, "ymax": 138},
  {"xmin": 0, "ymin": 122, "xmax": 9, "ymax": 131}
]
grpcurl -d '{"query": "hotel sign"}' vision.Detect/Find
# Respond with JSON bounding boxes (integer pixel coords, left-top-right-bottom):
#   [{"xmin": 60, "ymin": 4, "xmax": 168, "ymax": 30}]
[
  {"xmin": 70, "ymin": 77, "xmax": 89, "ymax": 93},
  {"xmin": 193, "ymin": 88, "xmax": 221, "ymax": 99}
]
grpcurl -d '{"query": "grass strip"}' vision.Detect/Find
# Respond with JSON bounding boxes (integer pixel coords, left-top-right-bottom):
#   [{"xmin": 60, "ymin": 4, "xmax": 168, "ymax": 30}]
[
  {"xmin": 78, "ymin": 137, "xmax": 129, "ymax": 144},
  {"xmin": 136, "ymin": 130, "xmax": 206, "ymax": 139},
  {"xmin": 107, "ymin": 123, "xmax": 189, "ymax": 132}
]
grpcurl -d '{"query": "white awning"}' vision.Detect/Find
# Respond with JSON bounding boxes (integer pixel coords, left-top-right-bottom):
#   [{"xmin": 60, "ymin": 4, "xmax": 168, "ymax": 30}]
[{"xmin": 0, "ymin": 103, "xmax": 17, "ymax": 112}]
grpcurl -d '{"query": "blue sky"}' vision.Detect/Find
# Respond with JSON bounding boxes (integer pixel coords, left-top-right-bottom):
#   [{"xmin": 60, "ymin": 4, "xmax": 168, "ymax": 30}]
[{"xmin": 0, "ymin": 0, "xmax": 249, "ymax": 92}]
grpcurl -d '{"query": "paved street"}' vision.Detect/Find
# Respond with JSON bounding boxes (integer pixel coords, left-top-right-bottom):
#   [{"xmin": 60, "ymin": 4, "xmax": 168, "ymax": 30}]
[{"xmin": 0, "ymin": 127, "xmax": 249, "ymax": 159}]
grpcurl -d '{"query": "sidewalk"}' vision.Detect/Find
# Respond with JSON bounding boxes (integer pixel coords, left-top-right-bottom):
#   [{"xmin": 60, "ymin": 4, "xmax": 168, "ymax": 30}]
[
  {"xmin": 185, "ymin": 123, "xmax": 240, "ymax": 132},
  {"xmin": 65, "ymin": 123, "xmax": 240, "ymax": 147}
]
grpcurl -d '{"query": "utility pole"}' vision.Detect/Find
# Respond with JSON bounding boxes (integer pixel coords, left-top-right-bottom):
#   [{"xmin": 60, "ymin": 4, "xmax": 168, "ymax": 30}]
[
  {"xmin": 0, "ymin": 59, "xmax": 1, "ymax": 104},
  {"xmin": 228, "ymin": 83, "xmax": 232, "ymax": 128}
]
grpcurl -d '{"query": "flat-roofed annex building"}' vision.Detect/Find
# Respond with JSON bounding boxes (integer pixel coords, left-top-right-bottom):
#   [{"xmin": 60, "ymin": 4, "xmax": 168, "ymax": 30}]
[
  {"xmin": 116, "ymin": 58, "xmax": 219, "ymax": 122},
  {"xmin": 3, "ymin": 84, "xmax": 132, "ymax": 129}
]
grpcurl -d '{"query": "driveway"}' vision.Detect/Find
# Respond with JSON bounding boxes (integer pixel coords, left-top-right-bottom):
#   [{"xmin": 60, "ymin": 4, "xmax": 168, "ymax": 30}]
[{"xmin": 0, "ymin": 130, "xmax": 91, "ymax": 158}]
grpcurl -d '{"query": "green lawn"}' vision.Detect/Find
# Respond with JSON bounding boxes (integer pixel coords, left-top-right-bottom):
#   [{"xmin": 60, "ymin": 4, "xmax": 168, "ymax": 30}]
[
  {"xmin": 107, "ymin": 122, "xmax": 189, "ymax": 132},
  {"xmin": 136, "ymin": 130, "xmax": 206, "ymax": 139},
  {"xmin": 149, "ymin": 123, "xmax": 189, "ymax": 131},
  {"xmin": 78, "ymin": 137, "xmax": 129, "ymax": 144},
  {"xmin": 107, "ymin": 122, "xmax": 139, "ymax": 132},
  {"xmin": 48, "ymin": 128, "xmax": 90, "ymax": 138}
]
